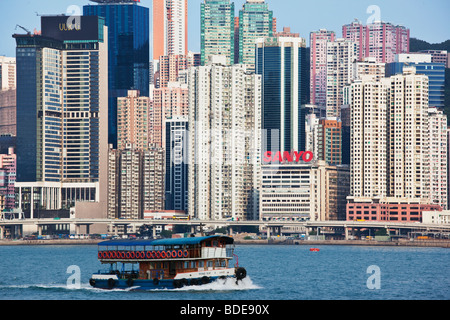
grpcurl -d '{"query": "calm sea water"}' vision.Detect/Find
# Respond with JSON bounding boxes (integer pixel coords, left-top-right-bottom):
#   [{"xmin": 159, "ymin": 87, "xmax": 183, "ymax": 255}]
[{"xmin": 0, "ymin": 244, "xmax": 448, "ymax": 300}]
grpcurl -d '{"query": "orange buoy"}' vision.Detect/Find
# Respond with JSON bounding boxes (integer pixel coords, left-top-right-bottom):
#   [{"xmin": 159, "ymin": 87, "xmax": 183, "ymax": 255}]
[{"xmin": 310, "ymin": 248, "xmax": 320, "ymax": 252}]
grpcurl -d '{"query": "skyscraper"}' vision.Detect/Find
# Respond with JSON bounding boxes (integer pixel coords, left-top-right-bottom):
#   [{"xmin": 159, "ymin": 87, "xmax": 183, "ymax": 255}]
[
  {"xmin": 317, "ymin": 118, "xmax": 342, "ymax": 166},
  {"xmin": 238, "ymin": 0, "xmax": 273, "ymax": 71},
  {"xmin": 153, "ymin": 0, "xmax": 188, "ymax": 60},
  {"xmin": 342, "ymin": 19, "xmax": 410, "ymax": 63},
  {"xmin": 165, "ymin": 116, "xmax": 189, "ymax": 212},
  {"xmin": 84, "ymin": 0, "xmax": 150, "ymax": 147},
  {"xmin": 108, "ymin": 144, "xmax": 165, "ymax": 223},
  {"xmin": 255, "ymin": 37, "xmax": 310, "ymax": 153},
  {"xmin": 347, "ymin": 67, "xmax": 430, "ymax": 202},
  {"xmin": 151, "ymin": 82, "xmax": 189, "ymax": 148},
  {"xmin": 386, "ymin": 53, "xmax": 445, "ymax": 109},
  {"xmin": 0, "ymin": 56, "xmax": 16, "ymax": 91},
  {"xmin": 428, "ymin": 107, "xmax": 448, "ymax": 210},
  {"xmin": 0, "ymin": 147, "xmax": 16, "ymax": 211},
  {"xmin": 386, "ymin": 67, "xmax": 430, "ymax": 200},
  {"xmin": 310, "ymin": 29, "xmax": 336, "ymax": 108},
  {"xmin": 188, "ymin": 57, "xmax": 261, "ymax": 221},
  {"xmin": 326, "ymin": 38, "xmax": 357, "ymax": 118},
  {"xmin": 117, "ymin": 90, "xmax": 151, "ymax": 151},
  {"xmin": 201, "ymin": 0, "xmax": 235, "ymax": 66},
  {"xmin": 14, "ymin": 15, "xmax": 109, "ymax": 220},
  {"xmin": 346, "ymin": 77, "xmax": 388, "ymax": 198},
  {"xmin": 157, "ymin": 54, "xmax": 194, "ymax": 88}
]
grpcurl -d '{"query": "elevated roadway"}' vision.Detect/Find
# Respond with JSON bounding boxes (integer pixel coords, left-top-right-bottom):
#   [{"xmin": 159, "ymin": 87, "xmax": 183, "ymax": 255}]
[{"xmin": 1, "ymin": 218, "xmax": 449, "ymax": 239}]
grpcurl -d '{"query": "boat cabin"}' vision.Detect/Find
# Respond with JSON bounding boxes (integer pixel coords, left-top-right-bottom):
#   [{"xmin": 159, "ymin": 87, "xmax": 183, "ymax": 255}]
[{"xmin": 96, "ymin": 236, "xmax": 236, "ymax": 282}]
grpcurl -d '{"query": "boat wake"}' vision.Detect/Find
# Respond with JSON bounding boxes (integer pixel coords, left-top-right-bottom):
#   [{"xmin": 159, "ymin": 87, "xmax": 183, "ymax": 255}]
[
  {"xmin": 157, "ymin": 276, "xmax": 262, "ymax": 292},
  {"xmin": 0, "ymin": 277, "xmax": 261, "ymax": 293}
]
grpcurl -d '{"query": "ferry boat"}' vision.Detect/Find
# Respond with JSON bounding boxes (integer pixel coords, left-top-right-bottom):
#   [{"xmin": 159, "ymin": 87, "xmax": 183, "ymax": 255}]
[{"xmin": 89, "ymin": 235, "xmax": 247, "ymax": 290}]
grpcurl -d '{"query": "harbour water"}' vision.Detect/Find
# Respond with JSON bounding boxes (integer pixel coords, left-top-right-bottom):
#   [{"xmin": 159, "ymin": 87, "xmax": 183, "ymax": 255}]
[{"xmin": 0, "ymin": 244, "xmax": 448, "ymax": 300}]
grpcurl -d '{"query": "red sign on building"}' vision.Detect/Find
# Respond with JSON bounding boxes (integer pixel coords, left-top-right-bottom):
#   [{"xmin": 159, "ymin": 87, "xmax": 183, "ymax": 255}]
[{"xmin": 263, "ymin": 151, "xmax": 314, "ymax": 164}]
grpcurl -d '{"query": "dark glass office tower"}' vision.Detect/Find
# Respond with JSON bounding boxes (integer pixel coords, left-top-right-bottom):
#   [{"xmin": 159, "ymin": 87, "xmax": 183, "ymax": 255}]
[
  {"xmin": 165, "ymin": 117, "xmax": 189, "ymax": 212},
  {"xmin": 84, "ymin": 0, "xmax": 150, "ymax": 147},
  {"xmin": 14, "ymin": 15, "xmax": 109, "ymax": 184},
  {"xmin": 256, "ymin": 37, "xmax": 309, "ymax": 153}
]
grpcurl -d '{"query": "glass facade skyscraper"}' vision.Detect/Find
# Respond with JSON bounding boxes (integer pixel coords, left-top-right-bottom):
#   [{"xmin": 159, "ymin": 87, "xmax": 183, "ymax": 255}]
[
  {"xmin": 14, "ymin": 16, "xmax": 108, "ymax": 184},
  {"xmin": 84, "ymin": 0, "xmax": 150, "ymax": 147},
  {"xmin": 165, "ymin": 116, "xmax": 189, "ymax": 212},
  {"xmin": 256, "ymin": 37, "xmax": 310, "ymax": 153},
  {"xmin": 238, "ymin": 0, "xmax": 273, "ymax": 71},
  {"xmin": 13, "ymin": 15, "xmax": 110, "ymax": 219},
  {"xmin": 200, "ymin": 0, "xmax": 235, "ymax": 66}
]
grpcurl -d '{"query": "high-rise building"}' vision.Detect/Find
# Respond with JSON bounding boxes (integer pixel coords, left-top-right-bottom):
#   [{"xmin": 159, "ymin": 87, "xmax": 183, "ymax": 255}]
[
  {"xmin": 317, "ymin": 118, "xmax": 342, "ymax": 166},
  {"xmin": 353, "ymin": 57, "xmax": 385, "ymax": 81},
  {"xmin": 117, "ymin": 90, "xmax": 151, "ymax": 151},
  {"xmin": 419, "ymin": 50, "xmax": 448, "ymax": 66},
  {"xmin": 153, "ymin": 0, "xmax": 188, "ymax": 60},
  {"xmin": 310, "ymin": 29, "xmax": 336, "ymax": 108},
  {"xmin": 0, "ymin": 90, "xmax": 16, "ymax": 136},
  {"xmin": 151, "ymin": 82, "xmax": 189, "ymax": 148},
  {"xmin": 0, "ymin": 147, "xmax": 16, "ymax": 211},
  {"xmin": 346, "ymin": 77, "xmax": 388, "ymax": 198},
  {"xmin": 84, "ymin": 0, "xmax": 150, "ymax": 147},
  {"xmin": 238, "ymin": 0, "xmax": 273, "ymax": 71},
  {"xmin": 13, "ymin": 16, "xmax": 109, "ymax": 221},
  {"xmin": 200, "ymin": 0, "xmax": 235, "ymax": 66},
  {"xmin": 156, "ymin": 54, "xmax": 194, "ymax": 88},
  {"xmin": 348, "ymin": 67, "xmax": 430, "ymax": 201},
  {"xmin": 305, "ymin": 113, "xmax": 320, "ymax": 162},
  {"xmin": 326, "ymin": 38, "xmax": 357, "ymax": 118},
  {"xmin": 188, "ymin": 57, "xmax": 261, "ymax": 221},
  {"xmin": 107, "ymin": 146, "xmax": 119, "ymax": 220},
  {"xmin": 119, "ymin": 146, "xmax": 143, "ymax": 220},
  {"xmin": 255, "ymin": 37, "xmax": 309, "ymax": 153},
  {"xmin": 108, "ymin": 144, "xmax": 165, "ymax": 223},
  {"xmin": 391, "ymin": 65, "xmax": 429, "ymax": 198},
  {"xmin": 428, "ymin": 107, "xmax": 448, "ymax": 210},
  {"xmin": 0, "ymin": 57, "xmax": 16, "ymax": 91},
  {"xmin": 165, "ymin": 116, "xmax": 189, "ymax": 212},
  {"xmin": 386, "ymin": 53, "xmax": 445, "ymax": 109},
  {"xmin": 342, "ymin": 20, "xmax": 410, "ymax": 63},
  {"xmin": 142, "ymin": 146, "xmax": 165, "ymax": 212}
]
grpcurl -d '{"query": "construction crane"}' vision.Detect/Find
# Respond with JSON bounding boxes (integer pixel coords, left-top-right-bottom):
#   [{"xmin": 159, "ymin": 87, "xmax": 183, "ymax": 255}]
[{"xmin": 15, "ymin": 24, "xmax": 31, "ymax": 35}]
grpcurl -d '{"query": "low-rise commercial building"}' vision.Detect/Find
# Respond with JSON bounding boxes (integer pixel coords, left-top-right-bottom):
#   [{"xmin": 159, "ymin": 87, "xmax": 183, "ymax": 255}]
[
  {"xmin": 347, "ymin": 197, "xmax": 442, "ymax": 222},
  {"xmin": 260, "ymin": 161, "xmax": 349, "ymax": 222}
]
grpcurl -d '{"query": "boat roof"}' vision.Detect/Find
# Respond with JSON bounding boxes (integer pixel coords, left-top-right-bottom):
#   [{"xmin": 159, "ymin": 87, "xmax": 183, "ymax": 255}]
[{"xmin": 98, "ymin": 235, "xmax": 234, "ymax": 247}]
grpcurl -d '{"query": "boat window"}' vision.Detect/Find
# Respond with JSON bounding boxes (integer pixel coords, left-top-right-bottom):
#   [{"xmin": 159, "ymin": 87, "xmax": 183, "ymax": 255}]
[
  {"xmin": 213, "ymin": 241, "xmax": 218, "ymax": 247},
  {"xmin": 184, "ymin": 261, "xmax": 189, "ymax": 269},
  {"xmin": 191, "ymin": 261, "xmax": 196, "ymax": 269},
  {"xmin": 207, "ymin": 260, "xmax": 213, "ymax": 268},
  {"xmin": 198, "ymin": 261, "xmax": 204, "ymax": 268}
]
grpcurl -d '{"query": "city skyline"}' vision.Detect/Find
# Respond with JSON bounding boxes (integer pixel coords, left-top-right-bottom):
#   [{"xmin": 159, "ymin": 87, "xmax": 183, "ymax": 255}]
[{"xmin": 0, "ymin": 0, "xmax": 449, "ymax": 58}]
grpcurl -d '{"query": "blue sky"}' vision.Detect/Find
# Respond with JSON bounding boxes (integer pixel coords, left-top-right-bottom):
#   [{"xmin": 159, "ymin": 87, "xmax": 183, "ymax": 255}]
[{"xmin": 0, "ymin": 0, "xmax": 449, "ymax": 57}]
